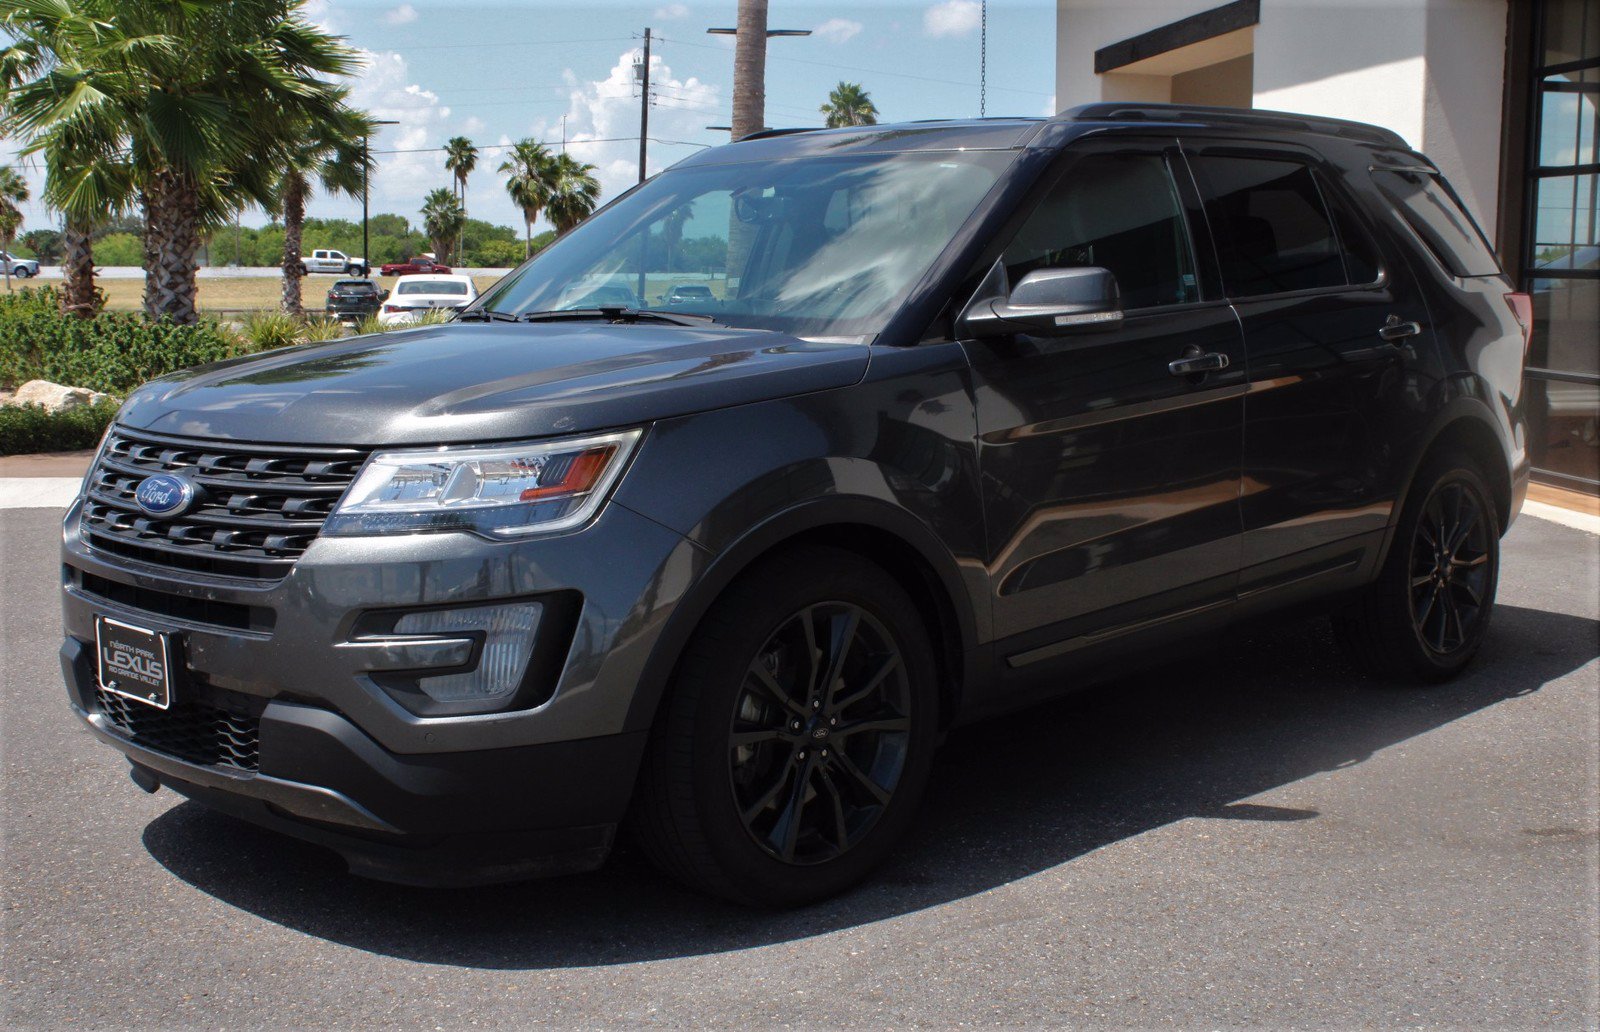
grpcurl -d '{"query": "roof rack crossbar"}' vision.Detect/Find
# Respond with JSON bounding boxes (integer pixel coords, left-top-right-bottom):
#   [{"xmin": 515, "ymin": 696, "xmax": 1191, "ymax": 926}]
[{"xmin": 1061, "ymin": 102, "xmax": 1408, "ymax": 148}]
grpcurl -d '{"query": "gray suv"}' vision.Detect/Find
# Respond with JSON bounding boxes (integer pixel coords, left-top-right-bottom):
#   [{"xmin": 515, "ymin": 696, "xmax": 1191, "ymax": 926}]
[{"xmin": 61, "ymin": 105, "xmax": 1530, "ymax": 906}]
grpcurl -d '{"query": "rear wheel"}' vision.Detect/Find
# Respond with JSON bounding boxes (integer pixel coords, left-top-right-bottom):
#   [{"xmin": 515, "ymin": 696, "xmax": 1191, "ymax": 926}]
[
  {"xmin": 633, "ymin": 547, "xmax": 939, "ymax": 906},
  {"xmin": 1334, "ymin": 452, "xmax": 1500, "ymax": 682}
]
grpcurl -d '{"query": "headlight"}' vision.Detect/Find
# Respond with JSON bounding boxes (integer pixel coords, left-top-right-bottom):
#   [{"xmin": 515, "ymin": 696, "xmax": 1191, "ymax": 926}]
[{"xmin": 325, "ymin": 429, "xmax": 641, "ymax": 538}]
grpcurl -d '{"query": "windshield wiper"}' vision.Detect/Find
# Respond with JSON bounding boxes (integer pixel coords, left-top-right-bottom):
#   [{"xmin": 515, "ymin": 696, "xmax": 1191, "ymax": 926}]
[
  {"xmin": 456, "ymin": 308, "xmax": 521, "ymax": 322},
  {"xmin": 518, "ymin": 307, "xmax": 717, "ymax": 327}
]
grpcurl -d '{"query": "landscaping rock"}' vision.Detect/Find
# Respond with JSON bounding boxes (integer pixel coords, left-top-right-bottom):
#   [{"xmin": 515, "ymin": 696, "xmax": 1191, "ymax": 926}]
[{"xmin": 6, "ymin": 380, "xmax": 112, "ymax": 413}]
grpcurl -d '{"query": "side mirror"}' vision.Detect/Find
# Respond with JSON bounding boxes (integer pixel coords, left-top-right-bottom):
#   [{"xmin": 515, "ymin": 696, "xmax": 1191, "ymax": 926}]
[
  {"xmin": 380, "ymin": 289, "xmax": 390, "ymax": 301},
  {"xmin": 959, "ymin": 266, "xmax": 1123, "ymax": 339}
]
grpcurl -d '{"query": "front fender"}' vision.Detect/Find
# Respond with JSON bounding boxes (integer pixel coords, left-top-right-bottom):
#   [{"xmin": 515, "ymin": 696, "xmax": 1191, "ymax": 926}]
[{"xmin": 611, "ymin": 344, "xmax": 991, "ymax": 733}]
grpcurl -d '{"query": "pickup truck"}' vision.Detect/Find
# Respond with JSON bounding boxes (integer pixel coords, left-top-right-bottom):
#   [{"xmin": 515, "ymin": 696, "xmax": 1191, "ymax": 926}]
[
  {"xmin": 300, "ymin": 248, "xmax": 369, "ymax": 276},
  {"xmin": 379, "ymin": 256, "xmax": 451, "ymax": 277}
]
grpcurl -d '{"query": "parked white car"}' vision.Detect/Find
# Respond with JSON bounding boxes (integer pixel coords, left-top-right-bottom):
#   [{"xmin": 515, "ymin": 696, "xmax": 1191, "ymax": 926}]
[
  {"xmin": 377, "ymin": 274, "xmax": 479, "ymax": 326},
  {"xmin": 301, "ymin": 248, "xmax": 368, "ymax": 276},
  {"xmin": 1, "ymin": 250, "xmax": 40, "ymax": 279}
]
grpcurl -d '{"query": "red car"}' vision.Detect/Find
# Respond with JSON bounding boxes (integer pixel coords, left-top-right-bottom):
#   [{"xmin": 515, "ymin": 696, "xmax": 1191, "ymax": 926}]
[{"xmin": 379, "ymin": 256, "xmax": 452, "ymax": 277}]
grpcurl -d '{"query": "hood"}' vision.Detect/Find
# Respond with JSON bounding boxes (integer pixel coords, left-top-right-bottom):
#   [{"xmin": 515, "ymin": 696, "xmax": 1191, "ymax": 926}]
[{"xmin": 116, "ymin": 321, "xmax": 870, "ymax": 445}]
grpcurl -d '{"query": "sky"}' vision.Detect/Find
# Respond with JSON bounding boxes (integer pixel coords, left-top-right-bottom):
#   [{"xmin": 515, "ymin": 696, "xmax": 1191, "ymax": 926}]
[{"xmin": 3, "ymin": 0, "xmax": 1059, "ymax": 241}]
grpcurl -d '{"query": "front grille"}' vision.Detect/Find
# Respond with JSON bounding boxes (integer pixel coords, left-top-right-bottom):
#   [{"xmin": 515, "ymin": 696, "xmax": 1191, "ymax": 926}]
[
  {"xmin": 95, "ymin": 686, "xmax": 261, "ymax": 772},
  {"xmin": 82, "ymin": 427, "xmax": 370, "ymax": 581}
]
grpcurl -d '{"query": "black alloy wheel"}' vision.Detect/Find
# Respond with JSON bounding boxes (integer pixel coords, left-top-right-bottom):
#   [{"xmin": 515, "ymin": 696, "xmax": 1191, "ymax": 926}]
[
  {"xmin": 1334, "ymin": 452, "xmax": 1500, "ymax": 682},
  {"xmin": 729, "ymin": 602, "xmax": 912, "ymax": 865},
  {"xmin": 633, "ymin": 546, "xmax": 937, "ymax": 906},
  {"xmin": 1408, "ymin": 479, "xmax": 1493, "ymax": 656}
]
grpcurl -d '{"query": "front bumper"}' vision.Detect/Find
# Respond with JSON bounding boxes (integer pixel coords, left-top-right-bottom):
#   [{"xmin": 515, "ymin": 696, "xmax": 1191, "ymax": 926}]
[{"xmin": 61, "ymin": 494, "xmax": 708, "ymax": 882}]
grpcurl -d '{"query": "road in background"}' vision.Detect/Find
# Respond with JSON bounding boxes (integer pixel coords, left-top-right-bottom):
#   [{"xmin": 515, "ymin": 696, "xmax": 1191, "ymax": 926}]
[{"xmin": 2, "ymin": 507, "xmax": 1596, "ymax": 1029}]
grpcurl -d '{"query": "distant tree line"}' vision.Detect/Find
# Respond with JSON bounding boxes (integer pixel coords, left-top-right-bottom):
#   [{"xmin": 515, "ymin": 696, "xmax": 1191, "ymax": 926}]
[{"xmin": 12, "ymin": 216, "xmax": 553, "ymax": 269}]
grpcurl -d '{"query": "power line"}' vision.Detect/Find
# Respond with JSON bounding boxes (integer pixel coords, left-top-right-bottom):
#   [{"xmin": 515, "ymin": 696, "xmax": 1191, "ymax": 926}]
[
  {"xmin": 652, "ymin": 33, "xmax": 1052, "ymax": 97},
  {"xmin": 381, "ymin": 36, "xmax": 633, "ymax": 52}
]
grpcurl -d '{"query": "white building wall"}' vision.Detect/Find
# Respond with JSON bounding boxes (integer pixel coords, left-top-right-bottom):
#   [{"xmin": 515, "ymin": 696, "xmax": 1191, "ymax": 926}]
[{"xmin": 1056, "ymin": 0, "xmax": 1508, "ymax": 243}]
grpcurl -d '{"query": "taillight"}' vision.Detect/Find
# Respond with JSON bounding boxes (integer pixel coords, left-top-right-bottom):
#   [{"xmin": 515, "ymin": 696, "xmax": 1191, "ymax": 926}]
[
  {"xmin": 1505, "ymin": 292, "xmax": 1533, "ymax": 359},
  {"xmin": 383, "ymin": 304, "xmax": 401, "ymax": 314}
]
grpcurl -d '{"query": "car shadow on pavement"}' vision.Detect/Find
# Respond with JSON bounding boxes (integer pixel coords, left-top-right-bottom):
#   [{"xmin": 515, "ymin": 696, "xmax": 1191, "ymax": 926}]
[{"xmin": 142, "ymin": 603, "xmax": 1598, "ymax": 969}]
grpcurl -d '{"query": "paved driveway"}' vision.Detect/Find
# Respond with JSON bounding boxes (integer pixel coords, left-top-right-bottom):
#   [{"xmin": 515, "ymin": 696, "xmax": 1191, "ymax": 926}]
[{"xmin": 3, "ymin": 506, "xmax": 1596, "ymax": 1030}]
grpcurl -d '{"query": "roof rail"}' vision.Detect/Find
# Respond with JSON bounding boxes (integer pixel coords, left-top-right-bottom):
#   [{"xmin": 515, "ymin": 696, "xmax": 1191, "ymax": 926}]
[
  {"xmin": 737, "ymin": 126, "xmax": 828, "ymax": 142},
  {"xmin": 1061, "ymin": 102, "xmax": 1408, "ymax": 148}
]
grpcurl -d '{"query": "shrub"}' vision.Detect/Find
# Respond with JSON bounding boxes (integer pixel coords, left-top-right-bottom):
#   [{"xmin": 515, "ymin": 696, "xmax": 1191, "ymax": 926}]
[
  {"xmin": 0, "ymin": 399, "xmax": 118, "ymax": 455},
  {"xmin": 240, "ymin": 311, "xmax": 304, "ymax": 351},
  {"xmin": 298, "ymin": 316, "xmax": 348, "ymax": 343},
  {"xmin": 353, "ymin": 313, "xmax": 387, "ymax": 337},
  {"xmin": 467, "ymin": 239, "xmax": 528, "ymax": 268},
  {"xmin": 0, "ymin": 287, "xmax": 248, "ymax": 394}
]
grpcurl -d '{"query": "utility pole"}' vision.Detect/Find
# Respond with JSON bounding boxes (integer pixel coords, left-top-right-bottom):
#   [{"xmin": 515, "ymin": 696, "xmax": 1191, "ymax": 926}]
[
  {"xmin": 637, "ymin": 28, "xmax": 652, "ymax": 184},
  {"xmin": 361, "ymin": 119, "xmax": 399, "ymax": 275}
]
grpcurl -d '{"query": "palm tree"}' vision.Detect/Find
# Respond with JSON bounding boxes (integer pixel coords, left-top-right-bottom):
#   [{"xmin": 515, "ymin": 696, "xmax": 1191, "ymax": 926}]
[
  {"xmin": 731, "ymin": 0, "xmax": 769, "ymax": 141},
  {"xmin": 0, "ymin": 166, "xmax": 28, "ymax": 293},
  {"xmin": 2, "ymin": 0, "xmax": 360, "ymax": 325},
  {"xmin": 820, "ymin": 82, "xmax": 879, "ymax": 128},
  {"xmin": 545, "ymin": 153, "xmax": 601, "ymax": 236},
  {"xmin": 444, "ymin": 136, "xmax": 477, "ymax": 262},
  {"xmin": 661, "ymin": 199, "xmax": 694, "ymax": 273},
  {"xmin": 277, "ymin": 100, "xmax": 372, "ymax": 316},
  {"xmin": 421, "ymin": 188, "xmax": 465, "ymax": 263},
  {"xmin": 499, "ymin": 139, "xmax": 555, "ymax": 259}
]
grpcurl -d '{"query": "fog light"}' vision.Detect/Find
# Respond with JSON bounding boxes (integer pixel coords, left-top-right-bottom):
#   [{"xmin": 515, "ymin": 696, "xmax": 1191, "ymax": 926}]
[{"xmin": 394, "ymin": 603, "xmax": 541, "ymax": 704}]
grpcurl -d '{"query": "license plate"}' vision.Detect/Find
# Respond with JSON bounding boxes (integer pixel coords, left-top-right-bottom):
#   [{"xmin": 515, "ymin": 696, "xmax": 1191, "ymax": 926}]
[{"xmin": 95, "ymin": 616, "xmax": 175, "ymax": 710}]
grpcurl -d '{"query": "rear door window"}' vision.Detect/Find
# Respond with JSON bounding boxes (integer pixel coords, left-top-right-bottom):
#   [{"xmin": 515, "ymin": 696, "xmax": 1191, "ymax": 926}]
[
  {"xmin": 1189, "ymin": 155, "xmax": 1348, "ymax": 297},
  {"xmin": 1372, "ymin": 169, "xmax": 1501, "ymax": 277}
]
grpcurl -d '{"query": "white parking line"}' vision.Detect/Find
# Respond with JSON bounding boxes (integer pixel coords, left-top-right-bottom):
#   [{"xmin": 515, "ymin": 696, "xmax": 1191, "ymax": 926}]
[
  {"xmin": 1522, "ymin": 499, "xmax": 1600, "ymax": 536},
  {"xmin": 0, "ymin": 478, "xmax": 82, "ymax": 509}
]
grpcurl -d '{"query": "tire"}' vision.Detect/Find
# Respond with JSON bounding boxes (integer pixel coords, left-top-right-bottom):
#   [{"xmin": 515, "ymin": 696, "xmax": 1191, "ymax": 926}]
[
  {"xmin": 633, "ymin": 546, "xmax": 940, "ymax": 907},
  {"xmin": 1334, "ymin": 451, "xmax": 1500, "ymax": 683},
  {"xmin": 14, "ymin": 267, "xmax": 31, "ymax": 279}
]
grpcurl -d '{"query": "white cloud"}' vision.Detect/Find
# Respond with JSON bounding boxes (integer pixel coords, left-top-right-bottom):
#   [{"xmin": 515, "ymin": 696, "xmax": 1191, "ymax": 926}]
[
  {"xmin": 653, "ymin": 3, "xmax": 690, "ymax": 19},
  {"xmin": 814, "ymin": 18, "xmax": 863, "ymax": 44},
  {"xmin": 345, "ymin": 49, "xmax": 455, "ymax": 224},
  {"xmin": 924, "ymin": 0, "xmax": 981, "ymax": 38},
  {"xmin": 518, "ymin": 49, "xmax": 718, "ymax": 228},
  {"xmin": 383, "ymin": 4, "xmax": 419, "ymax": 26}
]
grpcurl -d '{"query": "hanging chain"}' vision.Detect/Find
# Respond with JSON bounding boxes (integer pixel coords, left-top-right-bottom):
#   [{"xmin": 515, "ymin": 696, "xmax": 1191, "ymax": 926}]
[{"xmin": 980, "ymin": 0, "xmax": 987, "ymax": 117}]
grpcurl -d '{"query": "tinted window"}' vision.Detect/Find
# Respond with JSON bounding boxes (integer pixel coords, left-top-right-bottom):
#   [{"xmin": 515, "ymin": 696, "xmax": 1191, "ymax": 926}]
[
  {"xmin": 397, "ymin": 279, "xmax": 469, "ymax": 295},
  {"xmin": 1320, "ymin": 177, "xmax": 1382, "ymax": 285},
  {"xmin": 1003, "ymin": 152, "xmax": 1198, "ymax": 309},
  {"xmin": 1191, "ymin": 155, "xmax": 1347, "ymax": 297},
  {"xmin": 1372, "ymin": 169, "xmax": 1501, "ymax": 277}
]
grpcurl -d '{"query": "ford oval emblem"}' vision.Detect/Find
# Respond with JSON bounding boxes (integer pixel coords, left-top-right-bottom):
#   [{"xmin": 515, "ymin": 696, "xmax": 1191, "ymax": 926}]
[{"xmin": 134, "ymin": 473, "xmax": 197, "ymax": 517}]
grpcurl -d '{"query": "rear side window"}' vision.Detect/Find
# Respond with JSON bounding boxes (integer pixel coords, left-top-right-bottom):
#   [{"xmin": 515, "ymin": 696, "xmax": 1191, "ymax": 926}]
[
  {"xmin": 1190, "ymin": 155, "xmax": 1348, "ymax": 297},
  {"xmin": 1003, "ymin": 152, "xmax": 1199, "ymax": 309},
  {"xmin": 1372, "ymin": 169, "xmax": 1501, "ymax": 277}
]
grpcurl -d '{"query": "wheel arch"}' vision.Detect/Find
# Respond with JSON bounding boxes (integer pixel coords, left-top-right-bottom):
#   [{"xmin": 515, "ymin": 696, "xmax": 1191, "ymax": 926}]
[
  {"xmin": 623, "ymin": 498, "xmax": 984, "ymax": 737},
  {"xmin": 1376, "ymin": 396, "xmax": 1516, "ymax": 572}
]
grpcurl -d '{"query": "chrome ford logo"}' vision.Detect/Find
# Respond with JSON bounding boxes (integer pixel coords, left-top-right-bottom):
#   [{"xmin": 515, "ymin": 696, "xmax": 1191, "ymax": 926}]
[{"xmin": 134, "ymin": 473, "xmax": 197, "ymax": 517}]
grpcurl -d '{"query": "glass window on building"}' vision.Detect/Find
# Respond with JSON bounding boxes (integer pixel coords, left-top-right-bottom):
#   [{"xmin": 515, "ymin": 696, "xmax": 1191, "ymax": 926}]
[{"xmin": 1525, "ymin": 0, "xmax": 1600, "ymax": 490}]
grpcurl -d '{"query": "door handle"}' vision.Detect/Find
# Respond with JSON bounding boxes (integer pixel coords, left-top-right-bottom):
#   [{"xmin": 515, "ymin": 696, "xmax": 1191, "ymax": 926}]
[
  {"xmin": 1378, "ymin": 317, "xmax": 1423, "ymax": 342},
  {"xmin": 1168, "ymin": 351, "xmax": 1230, "ymax": 377}
]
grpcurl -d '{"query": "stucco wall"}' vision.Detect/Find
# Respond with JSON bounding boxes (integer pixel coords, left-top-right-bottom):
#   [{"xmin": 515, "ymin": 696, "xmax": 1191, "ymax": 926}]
[{"xmin": 1056, "ymin": 0, "xmax": 1509, "ymax": 242}]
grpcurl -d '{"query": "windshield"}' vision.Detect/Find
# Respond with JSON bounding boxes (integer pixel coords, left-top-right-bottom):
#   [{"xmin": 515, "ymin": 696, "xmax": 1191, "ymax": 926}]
[
  {"xmin": 397, "ymin": 279, "xmax": 469, "ymax": 295},
  {"xmin": 476, "ymin": 150, "xmax": 1013, "ymax": 338}
]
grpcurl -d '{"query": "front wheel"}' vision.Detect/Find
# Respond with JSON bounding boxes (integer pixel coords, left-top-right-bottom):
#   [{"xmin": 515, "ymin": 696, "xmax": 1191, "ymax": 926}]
[
  {"xmin": 13, "ymin": 267, "xmax": 31, "ymax": 279},
  {"xmin": 1334, "ymin": 452, "xmax": 1500, "ymax": 682},
  {"xmin": 633, "ymin": 547, "xmax": 939, "ymax": 906}
]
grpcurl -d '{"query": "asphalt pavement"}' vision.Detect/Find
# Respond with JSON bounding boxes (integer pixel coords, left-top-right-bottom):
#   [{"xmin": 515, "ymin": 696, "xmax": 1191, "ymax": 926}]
[{"xmin": 2, "ymin": 504, "xmax": 1596, "ymax": 1030}]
